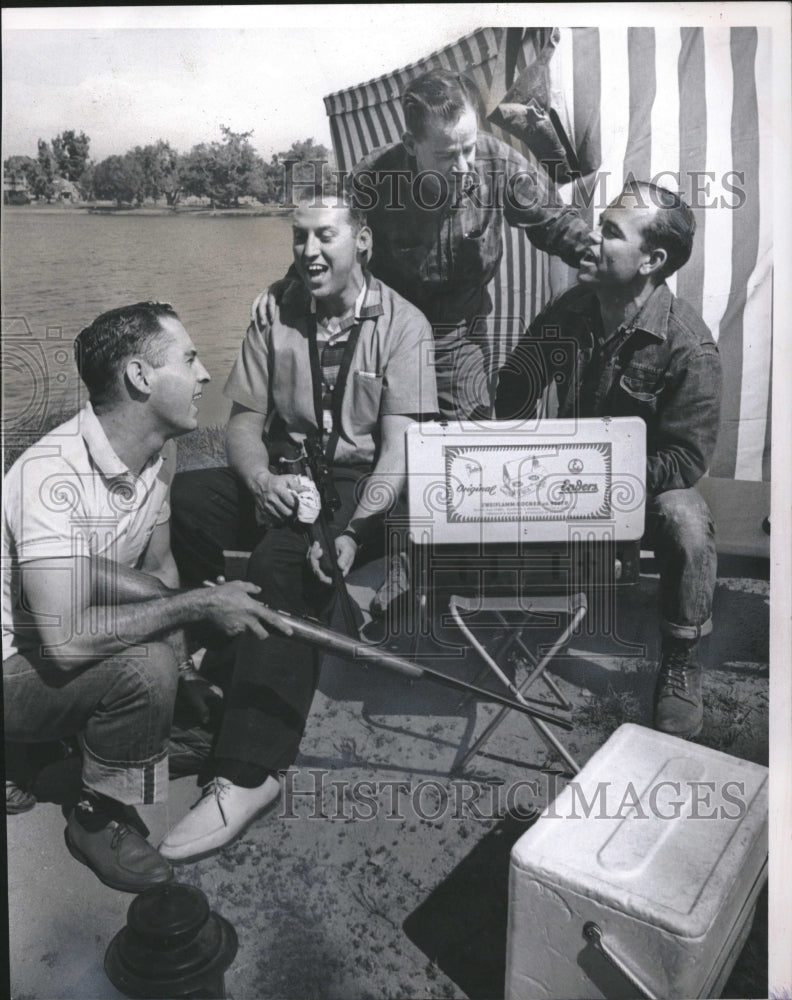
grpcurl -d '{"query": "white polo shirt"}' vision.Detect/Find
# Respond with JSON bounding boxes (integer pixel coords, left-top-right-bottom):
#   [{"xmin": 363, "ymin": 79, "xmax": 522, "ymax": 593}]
[{"xmin": 2, "ymin": 403, "xmax": 175, "ymax": 660}]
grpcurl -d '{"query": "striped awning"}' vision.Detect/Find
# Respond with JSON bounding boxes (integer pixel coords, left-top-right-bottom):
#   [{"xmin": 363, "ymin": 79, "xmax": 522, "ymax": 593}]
[{"xmin": 324, "ymin": 26, "xmax": 772, "ymax": 481}]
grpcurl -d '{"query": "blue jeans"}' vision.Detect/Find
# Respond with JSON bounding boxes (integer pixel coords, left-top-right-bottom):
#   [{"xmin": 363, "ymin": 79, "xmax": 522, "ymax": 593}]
[
  {"xmin": 3, "ymin": 642, "xmax": 178, "ymax": 804},
  {"xmin": 644, "ymin": 487, "xmax": 716, "ymax": 639}
]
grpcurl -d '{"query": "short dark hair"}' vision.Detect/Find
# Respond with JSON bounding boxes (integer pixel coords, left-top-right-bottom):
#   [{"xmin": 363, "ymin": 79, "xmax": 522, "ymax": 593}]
[
  {"xmin": 74, "ymin": 301, "xmax": 179, "ymax": 405},
  {"xmin": 293, "ymin": 186, "xmax": 367, "ymax": 234},
  {"xmin": 401, "ymin": 69, "xmax": 478, "ymax": 139},
  {"xmin": 619, "ymin": 182, "xmax": 696, "ymax": 280}
]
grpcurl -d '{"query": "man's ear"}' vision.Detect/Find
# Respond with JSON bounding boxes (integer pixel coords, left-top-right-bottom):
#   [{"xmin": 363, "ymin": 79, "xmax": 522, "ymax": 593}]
[
  {"xmin": 125, "ymin": 357, "xmax": 153, "ymax": 397},
  {"xmin": 356, "ymin": 225, "xmax": 373, "ymax": 261},
  {"xmin": 402, "ymin": 130, "xmax": 417, "ymax": 158},
  {"xmin": 641, "ymin": 246, "xmax": 668, "ymax": 277}
]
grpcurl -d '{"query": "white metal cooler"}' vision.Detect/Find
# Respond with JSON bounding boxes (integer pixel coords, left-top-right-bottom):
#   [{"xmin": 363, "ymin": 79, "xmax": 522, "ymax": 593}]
[{"xmin": 505, "ymin": 724, "xmax": 768, "ymax": 1000}]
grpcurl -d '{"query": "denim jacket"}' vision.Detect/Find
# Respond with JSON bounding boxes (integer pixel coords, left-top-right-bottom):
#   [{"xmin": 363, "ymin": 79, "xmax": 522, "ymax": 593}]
[
  {"xmin": 496, "ymin": 283, "xmax": 722, "ymax": 495},
  {"xmin": 351, "ymin": 132, "xmax": 590, "ymax": 326}
]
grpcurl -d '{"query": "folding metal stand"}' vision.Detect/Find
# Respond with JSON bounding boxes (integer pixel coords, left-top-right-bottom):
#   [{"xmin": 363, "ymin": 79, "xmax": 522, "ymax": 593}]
[
  {"xmin": 404, "ymin": 532, "xmax": 589, "ymax": 775},
  {"xmin": 448, "ymin": 592, "xmax": 587, "ymax": 774}
]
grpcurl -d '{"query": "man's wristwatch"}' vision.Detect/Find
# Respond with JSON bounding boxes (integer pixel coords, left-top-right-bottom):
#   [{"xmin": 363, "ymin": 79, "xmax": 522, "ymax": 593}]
[{"xmin": 339, "ymin": 526, "xmax": 361, "ymax": 546}]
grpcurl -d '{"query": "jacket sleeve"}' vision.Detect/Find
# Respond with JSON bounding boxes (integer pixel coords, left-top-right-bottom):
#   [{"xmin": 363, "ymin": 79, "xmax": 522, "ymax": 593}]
[
  {"xmin": 495, "ymin": 298, "xmax": 568, "ymax": 420},
  {"xmin": 502, "ymin": 152, "xmax": 591, "ymax": 267},
  {"xmin": 647, "ymin": 343, "xmax": 722, "ymax": 494}
]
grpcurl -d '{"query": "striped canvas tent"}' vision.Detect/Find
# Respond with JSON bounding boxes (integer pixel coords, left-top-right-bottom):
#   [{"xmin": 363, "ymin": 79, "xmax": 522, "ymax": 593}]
[{"xmin": 324, "ymin": 26, "xmax": 772, "ymax": 481}]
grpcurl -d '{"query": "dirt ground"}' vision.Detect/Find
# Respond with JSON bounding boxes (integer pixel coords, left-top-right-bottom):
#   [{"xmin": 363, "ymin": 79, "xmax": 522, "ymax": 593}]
[{"xmin": 5, "ymin": 551, "xmax": 769, "ymax": 1000}]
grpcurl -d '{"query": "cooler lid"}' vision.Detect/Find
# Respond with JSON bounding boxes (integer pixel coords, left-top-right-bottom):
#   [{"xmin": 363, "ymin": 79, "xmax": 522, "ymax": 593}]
[{"xmin": 510, "ymin": 724, "xmax": 768, "ymax": 938}]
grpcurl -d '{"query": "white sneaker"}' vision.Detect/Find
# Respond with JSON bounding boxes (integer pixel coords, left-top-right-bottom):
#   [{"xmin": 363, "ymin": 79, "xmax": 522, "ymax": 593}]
[{"xmin": 159, "ymin": 775, "xmax": 280, "ymax": 863}]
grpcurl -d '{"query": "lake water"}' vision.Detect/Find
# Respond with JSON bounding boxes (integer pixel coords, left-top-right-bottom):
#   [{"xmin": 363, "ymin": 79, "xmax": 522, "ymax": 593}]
[{"xmin": 1, "ymin": 208, "xmax": 294, "ymax": 442}]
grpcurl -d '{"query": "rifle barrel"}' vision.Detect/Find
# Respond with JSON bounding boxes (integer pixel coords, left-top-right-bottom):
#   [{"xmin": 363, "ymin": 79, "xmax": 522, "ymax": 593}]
[{"xmin": 266, "ymin": 609, "xmax": 572, "ymax": 731}]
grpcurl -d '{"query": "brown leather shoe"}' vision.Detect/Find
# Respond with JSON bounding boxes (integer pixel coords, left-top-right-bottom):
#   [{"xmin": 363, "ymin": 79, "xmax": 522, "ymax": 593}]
[{"xmin": 65, "ymin": 812, "xmax": 173, "ymax": 893}]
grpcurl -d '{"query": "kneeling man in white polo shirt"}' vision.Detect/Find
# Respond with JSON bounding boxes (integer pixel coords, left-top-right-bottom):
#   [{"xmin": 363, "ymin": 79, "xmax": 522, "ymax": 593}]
[{"xmin": 3, "ymin": 301, "xmax": 286, "ymax": 892}]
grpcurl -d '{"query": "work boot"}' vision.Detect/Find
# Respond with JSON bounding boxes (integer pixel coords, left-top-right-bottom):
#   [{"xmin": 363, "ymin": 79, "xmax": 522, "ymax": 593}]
[
  {"xmin": 370, "ymin": 552, "xmax": 411, "ymax": 620},
  {"xmin": 653, "ymin": 638, "xmax": 704, "ymax": 739}
]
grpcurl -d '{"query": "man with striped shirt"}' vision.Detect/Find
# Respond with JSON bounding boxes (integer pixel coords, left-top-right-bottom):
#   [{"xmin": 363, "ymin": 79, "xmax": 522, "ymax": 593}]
[{"xmin": 162, "ymin": 196, "xmax": 437, "ymax": 862}]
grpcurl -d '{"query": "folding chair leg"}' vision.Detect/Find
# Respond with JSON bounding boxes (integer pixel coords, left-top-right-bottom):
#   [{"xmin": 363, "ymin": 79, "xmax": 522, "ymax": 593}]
[
  {"xmin": 510, "ymin": 632, "xmax": 573, "ymax": 711},
  {"xmin": 460, "ymin": 616, "xmax": 570, "ymax": 712},
  {"xmin": 450, "ymin": 601, "xmax": 531, "ymax": 707},
  {"xmin": 455, "ymin": 600, "xmax": 587, "ymax": 775},
  {"xmin": 460, "ymin": 625, "xmax": 527, "ymax": 705},
  {"xmin": 460, "ymin": 711, "xmax": 580, "ymax": 776}
]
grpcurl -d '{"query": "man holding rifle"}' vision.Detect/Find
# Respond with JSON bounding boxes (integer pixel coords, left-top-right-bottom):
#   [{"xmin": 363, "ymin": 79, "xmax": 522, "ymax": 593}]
[
  {"xmin": 161, "ymin": 192, "xmax": 437, "ymax": 862},
  {"xmin": 3, "ymin": 302, "xmax": 287, "ymax": 892}
]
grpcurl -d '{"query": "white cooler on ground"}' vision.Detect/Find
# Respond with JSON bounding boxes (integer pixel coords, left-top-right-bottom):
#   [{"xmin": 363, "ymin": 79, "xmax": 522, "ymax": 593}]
[{"xmin": 505, "ymin": 724, "xmax": 768, "ymax": 1000}]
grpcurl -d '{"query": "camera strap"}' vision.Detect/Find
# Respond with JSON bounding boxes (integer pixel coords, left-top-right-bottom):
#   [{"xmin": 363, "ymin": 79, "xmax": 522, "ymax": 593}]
[
  {"xmin": 305, "ymin": 304, "xmax": 368, "ymax": 640},
  {"xmin": 306, "ymin": 298, "xmax": 370, "ymax": 466}
]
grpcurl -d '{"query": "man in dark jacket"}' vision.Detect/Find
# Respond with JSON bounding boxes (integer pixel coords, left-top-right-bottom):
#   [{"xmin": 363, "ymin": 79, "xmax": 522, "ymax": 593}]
[
  {"xmin": 350, "ymin": 68, "xmax": 590, "ymax": 421},
  {"xmin": 496, "ymin": 182, "xmax": 721, "ymax": 739}
]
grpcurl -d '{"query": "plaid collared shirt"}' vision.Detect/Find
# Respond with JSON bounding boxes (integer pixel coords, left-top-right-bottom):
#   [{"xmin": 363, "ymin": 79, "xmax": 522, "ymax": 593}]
[
  {"xmin": 225, "ymin": 271, "xmax": 438, "ymax": 469},
  {"xmin": 312, "ymin": 281, "xmax": 368, "ymax": 435},
  {"xmin": 351, "ymin": 130, "xmax": 590, "ymax": 326}
]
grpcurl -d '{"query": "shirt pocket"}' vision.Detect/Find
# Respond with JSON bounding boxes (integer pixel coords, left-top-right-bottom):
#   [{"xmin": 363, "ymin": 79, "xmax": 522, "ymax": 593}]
[
  {"xmin": 615, "ymin": 365, "xmax": 664, "ymax": 416},
  {"xmin": 351, "ymin": 370, "xmax": 384, "ymax": 432}
]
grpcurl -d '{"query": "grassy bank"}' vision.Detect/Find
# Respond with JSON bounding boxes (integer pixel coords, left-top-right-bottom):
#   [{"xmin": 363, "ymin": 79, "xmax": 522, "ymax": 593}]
[
  {"xmin": 3, "ymin": 419, "xmax": 226, "ymax": 474},
  {"xmin": 176, "ymin": 425, "xmax": 227, "ymax": 469}
]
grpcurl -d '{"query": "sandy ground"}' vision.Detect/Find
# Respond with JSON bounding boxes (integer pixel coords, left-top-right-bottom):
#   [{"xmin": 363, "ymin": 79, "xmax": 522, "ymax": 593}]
[{"xmin": 6, "ymin": 555, "xmax": 769, "ymax": 1000}]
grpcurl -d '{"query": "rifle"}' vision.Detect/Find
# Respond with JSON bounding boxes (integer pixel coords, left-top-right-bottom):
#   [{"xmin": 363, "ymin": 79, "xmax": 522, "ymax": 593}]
[{"xmin": 257, "ymin": 607, "xmax": 573, "ymax": 730}]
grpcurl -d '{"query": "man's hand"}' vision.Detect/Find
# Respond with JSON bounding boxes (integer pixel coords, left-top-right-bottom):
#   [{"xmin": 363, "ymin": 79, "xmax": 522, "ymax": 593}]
[
  {"xmin": 307, "ymin": 535, "xmax": 359, "ymax": 585},
  {"xmin": 250, "ymin": 470, "xmax": 301, "ymax": 524},
  {"xmin": 199, "ymin": 580, "xmax": 293, "ymax": 640}
]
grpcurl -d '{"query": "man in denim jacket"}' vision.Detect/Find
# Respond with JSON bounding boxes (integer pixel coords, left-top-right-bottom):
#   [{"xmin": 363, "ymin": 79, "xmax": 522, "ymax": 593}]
[
  {"xmin": 496, "ymin": 182, "xmax": 721, "ymax": 739},
  {"xmin": 350, "ymin": 68, "xmax": 590, "ymax": 421}
]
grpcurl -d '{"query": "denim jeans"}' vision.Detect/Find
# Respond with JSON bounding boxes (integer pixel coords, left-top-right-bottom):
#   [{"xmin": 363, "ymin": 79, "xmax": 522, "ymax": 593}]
[
  {"xmin": 644, "ymin": 487, "xmax": 716, "ymax": 639},
  {"xmin": 3, "ymin": 642, "xmax": 178, "ymax": 804}
]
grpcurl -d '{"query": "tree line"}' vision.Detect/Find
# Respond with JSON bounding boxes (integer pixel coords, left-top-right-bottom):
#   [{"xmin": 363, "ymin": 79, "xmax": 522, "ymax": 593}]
[{"xmin": 4, "ymin": 128, "xmax": 332, "ymax": 208}]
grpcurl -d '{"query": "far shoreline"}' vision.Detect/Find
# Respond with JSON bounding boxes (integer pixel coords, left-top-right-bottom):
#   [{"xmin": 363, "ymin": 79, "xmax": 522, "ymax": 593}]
[{"xmin": 3, "ymin": 202, "xmax": 292, "ymax": 218}]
